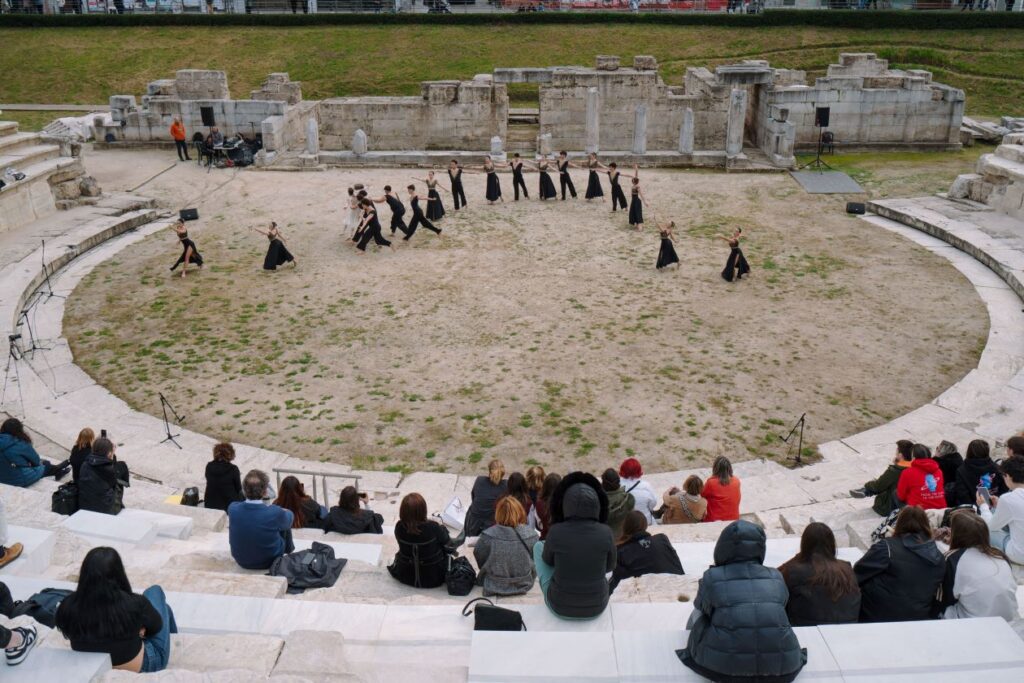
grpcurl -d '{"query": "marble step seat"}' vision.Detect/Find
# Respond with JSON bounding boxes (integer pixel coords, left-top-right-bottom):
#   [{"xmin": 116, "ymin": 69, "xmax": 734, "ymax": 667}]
[
  {"xmin": 671, "ymin": 537, "xmax": 863, "ymax": 578},
  {"xmin": 0, "ymin": 142, "xmax": 61, "ymax": 170},
  {"xmin": 0, "ymin": 130, "xmax": 44, "ymax": 154},
  {"xmin": 0, "ymin": 524, "xmax": 55, "ymax": 577},
  {"xmin": 117, "ymin": 508, "xmax": 194, "ymax": 541},
  {"xmin": 13, "ymin": 644, "xmax": 110, "ymax": 683},
  {"xmin": 61, "ymin": 509, "xmax": 160, "ymax": 547},
  {"xmin": 467, "ymin": 617, "xmax": 1024, "ymax": 682}
]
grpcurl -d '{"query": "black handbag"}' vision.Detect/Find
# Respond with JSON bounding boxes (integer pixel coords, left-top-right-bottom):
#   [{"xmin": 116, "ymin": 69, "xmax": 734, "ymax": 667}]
[
  {"xmin": 180, "ymin": 487, "xmax": 200, "ymax": 506},
  {"xmin": 462, "ymin": 597, "xmax": 526, "ymax": 631},
  {"xmin": 51, "ymin": 481, "xmax": 79, "ymax": 516},
  {"xmin": 445, "ymin": 555, "xmax": 477, "ymax": 596}
]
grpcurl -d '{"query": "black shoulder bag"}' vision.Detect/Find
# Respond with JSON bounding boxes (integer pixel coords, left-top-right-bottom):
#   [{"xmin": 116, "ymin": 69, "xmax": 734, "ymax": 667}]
[{"xmin": 462, "ymin": 597, "xmax": 527, "ymax": 632}]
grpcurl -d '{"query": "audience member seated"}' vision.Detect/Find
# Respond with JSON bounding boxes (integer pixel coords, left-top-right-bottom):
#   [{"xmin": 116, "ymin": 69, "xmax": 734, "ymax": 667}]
[
  {"xmin": 952, "ymin": 439, "xmax": 1007, "ymax": 507},
  {"xmin": 701, "ymin": 456, "xmax": 741, "ymax": 522},
  {"xmin": 937, "ymin": 510, "xmax": 1019, "ymax": 621},
  {"xmin": 677, "ymin": 520, "xmax": 806, "ymax": 683},
  {"xmin": 55, "ymin": 547, "xmax": 177, "ymax": 673},
  {"xmin": 463, "ymin": 459, "xmax": 508, "ymax": 538},
  {"xmin": 778, "ymin": 522, "xmax": 860, "ymax": 626},
  {"xmin": 896, "ymin": 443, "xmax": 947, "ymax": 510},
  {"xmin": 660, "ymin": 475, "xmax": 707, "ymax": 525},
  {"xmin": 474, "ymin": 496, "xmax": 539, "ymax": 596},
  {"xmin": 206, "ymin": 126, "xmax": 225, "ymax": 147},
  {"xmin": 0, "ymin": 417, "xmax": 70, "ymax": 487},
  {"xmin": 506, "ymin": 471, "xmax": 533, "ymax": 517},
  {"xmin": 531, "ymin": 473, "xmax": 561, "ymax": 540},
  {"xmin": 854, "ymin": 506, "xmax": 945, "ymax": 622},
  {"xmin": 228, "ymin": 470, "xmax": 294, "ymax": 570},
  {"xmin": 273, "ymin": 475, "xmax": 327, "ymax": 530},
  {"xmin": 601, "ymin": 468, "xmax": 635, "ymax": 538},
  {"xmin": 619, "ymin": 457, "xmax": 658, "ymax": 525},
  {"xmin": 525, "ymin": 465, "xmax": 545, "ymax": 507},
  {"xmin": 203, "ymin": 442, "xmax": 243, "ymax": 511},
  {"xmin": 850, "ymin": 439, "xmax": 913, "ymax": 516},
  {"xmin": 69, "ymin": 427, "xmax": 94, "ymax": 483},
  {"xmin": 0, "ymin": 497, "xmax": 24, "ymax": 570},
  {"xmin": 534, "ymin": 472, "xmax": 616, "ymax": 620},
  {"xmin": 1, "ymin": 578, "xmax": 37, "ymax": 665},
  {"xmin": 323, "ymin": 486, "xmax": 384, "ymax": 535},
  {"xmin": 1007, "ymin": 435, "xmax": 1024, "ymax": 459},
  {"xmin": 933, "ymin": 440, "xmax": 964, "ymax": 506},
  {"xmin": 388, "ymin": 493, "xmax": 453, "ymax": 589},
  {"xmin": 978, "ymin": 454, "xmax": 1024, "ymax": 566},
  {"xmin": 78, "ymin": 437, "xmax": 128, "ymax": 515},
  {"xmin": 609, "ymin": 510, "xmax": 683, "ymax": 592}
]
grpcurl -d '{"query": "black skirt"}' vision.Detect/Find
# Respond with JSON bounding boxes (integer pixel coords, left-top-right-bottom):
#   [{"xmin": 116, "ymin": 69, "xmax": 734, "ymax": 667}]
[
  {"xmin": 628, "ymin": 195, "xmax": 644, "ymax": 226},
  {"xmin": 657, "ymin": 238, "xmax": 679, "ymax": 270},
  {"xmin": 486, "ymin": 172, "xmax": 502, "ymax": 201},
  {"xmin": 585, "ymin": 170, "xmax": 604, "ymax": 199},
  {"xmin": 721, "ymin": 247, "xmax": 751, "ymax": 282},
  {"xmin": 263, "ymin": 238, "xmax": 294, "ymax": 271},
  {"xmin": 426, "ymin": 189, "xmax": 445, "ymax": 220},
  {"xmin": 171, "ymin": 238, "xmax": 203, "ymax": 271},
  {"xmin": 539, "ymin": 172, "xmax": 557, "ymax": 199}
]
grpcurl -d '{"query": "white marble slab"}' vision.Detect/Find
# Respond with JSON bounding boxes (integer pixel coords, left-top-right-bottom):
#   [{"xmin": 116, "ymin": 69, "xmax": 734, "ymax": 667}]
[
  {"xmin": 609, "ymin": 602, "xmax": 694, "ymax": 632},
  {"xmin": 164, "ymin": 590, "xmax": 276, "ymax": 636},
  {"xmin": 0, "ymin": 524, "xmax": 55, "ymax": 577},
  {"xmin": 513, "ymin": 603, "xmax": 614, "ymax": 633},
  {"xmin": 612, "ymin": 629, "xmax": 691, "ymax": 682},
  {"xmin": 15, "ymin": 646, "xmax": 111, "ymax": 683},
  {"xmin": 468, "ymin": 631, "xmax": 618, "ymax": 682},
  {"xmin": 118, "ymin": 508, "xmax": 194, "ymax": 540},
  {"xmin": 378, "ymin": 604, "xmax": 474, "ymax": 644},
  {"xmin": 673, "ymin": 538, "xmax": 863, "ymax": 577},
  {"xmin": 262, "ymin": 600, "xmax": 387, "ymax": 641},
  {"xmin": 204, "ymin": 532, "xmax": 382, "ymax": 567},
  {"xmin": 61, "ymin": 509, "xmax": 160, "ymax": 547}
]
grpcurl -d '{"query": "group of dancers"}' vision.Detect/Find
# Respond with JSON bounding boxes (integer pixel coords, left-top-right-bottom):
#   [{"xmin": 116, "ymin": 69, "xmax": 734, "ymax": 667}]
[{"xmin": 168, "ymin": 154, "xmax": 751, "ymax": 279}]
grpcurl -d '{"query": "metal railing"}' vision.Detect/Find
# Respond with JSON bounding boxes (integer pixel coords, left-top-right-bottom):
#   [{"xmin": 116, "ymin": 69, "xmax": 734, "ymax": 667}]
[{"xmin": 272, "ymin": 466, "xmax": 362, "ymax": 506}]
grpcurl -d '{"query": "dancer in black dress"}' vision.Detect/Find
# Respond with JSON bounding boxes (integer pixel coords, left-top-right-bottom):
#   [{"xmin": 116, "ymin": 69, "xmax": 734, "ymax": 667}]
[
  {"xmin": 582, "ymin": 152, "xmax": 605, "ymax": 201},
  {"xmin": 350, "ymin": 188, "xmax": 370, "ymax": 244},
  {"xmin": 252, "ymin": 221, "xmax": 296, "ymax": 271},
  {"xmin": 170, "ymin": 219, "xmax": 203, "ymax": 279},
  {"xmin": 556, "ymin": 151, "xmax": 577, "ymax": 200},
  {"xmin": 405, "ymin": 185, "xmax": 443, "ymax": 241},
  {"xmin": 372, "ymin": 186, "xmax": 409, "ymax": 237},
  {"xmin": 720, "ymin": 227, "xmax": 751, "ymax": 282},
  {"xmin": 627, "ymin": 166, "xmax": 645, "ymax": 230},
  {"xmin": 472, "ymin": 156, "xmax": 504, "ymax": 204},
  {"xmin": 448, "ymin": 160, "xmax": 468, "ymax": 211},
  {"xmin": 656, "ymin": 220, "xmax": 680, "ymax": 271},
  {"xmin": 509, "ymin": 153, "xmax": 530, "ymax": 201},
  {"xmin": 528, "ymin": 154, "xmax": 558, "ymax": 200},
  {"xmin": 355, "ymin": 198, "xmax": 394, "ymax": 253},
  {"xmin": 606, "ymin": 162, "xmax": 628, "ymax": 213},
  {"xmin": 412, "ymin": 171, "xmax": 447, "ymax": 221}
]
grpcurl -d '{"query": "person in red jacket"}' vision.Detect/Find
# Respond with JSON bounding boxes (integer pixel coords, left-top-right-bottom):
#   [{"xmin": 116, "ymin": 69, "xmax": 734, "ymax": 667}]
[
  {"xmin": 169, "ymin": 117, "xmax": 190, "ymax": 162},
  {"xmin": 701, "ymin": 456, "xmax": 742, "ymax": 522},
  {"xmin": 896, "ymin": 443, "xmax": 947, "ymax": 510}
]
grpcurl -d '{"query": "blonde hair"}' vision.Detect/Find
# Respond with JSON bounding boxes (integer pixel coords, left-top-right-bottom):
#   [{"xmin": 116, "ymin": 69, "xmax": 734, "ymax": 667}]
[
  {"xmin": 75, "ymin": 428, "xmax": 95, "ymax": 451},
  {"xmin": 525, "ymin": 465, "xmax": 546, "ymax": 492},
  {"xmin": 495, "ymin": 496, "xmax": 526, "ymax": 527},
  {"xmin": 488, "ymin": 459, "xmax": 506, "ymax": 486}
]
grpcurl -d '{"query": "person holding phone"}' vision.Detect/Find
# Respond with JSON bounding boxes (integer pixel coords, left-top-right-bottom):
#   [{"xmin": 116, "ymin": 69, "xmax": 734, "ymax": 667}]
[{"xmin": 977, "ymin": 453, "xmax": 1024, "ymax": 566}]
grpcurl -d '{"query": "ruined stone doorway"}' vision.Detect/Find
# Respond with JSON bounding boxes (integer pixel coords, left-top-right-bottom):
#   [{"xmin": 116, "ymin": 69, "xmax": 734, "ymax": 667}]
[{"xmin": 506, "ymin": 83, "xmax": 540, "ymax": 155}]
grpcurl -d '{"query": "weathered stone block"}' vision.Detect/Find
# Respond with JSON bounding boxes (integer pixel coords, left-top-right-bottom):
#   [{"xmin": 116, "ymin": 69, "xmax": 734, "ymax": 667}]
[
  {"xmin": 595, "ymin": 55, "xmax": 620, "ymax": 71},
  {"xmin": 633, "ymin": 55, "xmax": 658, "ymax": 71},
  {"xmin": 51, "ymin": 179, "xmax": 82, "ymax": 201},
  {"xmin": 79, "ymin": 177, "xmax": 101, "ymax": 197}
]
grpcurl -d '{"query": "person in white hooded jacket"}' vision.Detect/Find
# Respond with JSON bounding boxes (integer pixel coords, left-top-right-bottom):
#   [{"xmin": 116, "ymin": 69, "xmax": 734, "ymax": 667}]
[
  {"xmin": 977, "ymin": 453, "xmax": 1024, "ymax": 566},
  {"xmin": 619, "ymin": 457, "xmax": 658, "ymax": 525},
  {"xmin": 938, "ymin": 510, "xmax": 1018, "ymax": 621}
]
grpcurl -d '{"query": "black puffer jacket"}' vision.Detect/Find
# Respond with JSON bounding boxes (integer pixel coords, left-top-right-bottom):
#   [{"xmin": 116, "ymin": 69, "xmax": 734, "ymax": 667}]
[
  {"xmin": 678, "ymin": 521, "xmax": 806, "ymax": 683},
  {"xmin": 609, "ymin": 531, "xmax": 684, "ymax": 592},
  {"xmin": 323, "ymin": 506, "xmax": 384, "ymax": 535},
  {"xmin": 542, "ymin": 472, "xmax": 616, "ymax": 619},
  {"xmin": 952, "ymin": 456, "xmax": 1008, "ymax": 507},
  {"xmin": 854, "ymin": 533, "xmax": 945, "ymax": 623},
  {"xmin": 78, "ymin": 453, "xmax": 127, "ymax": 515}
]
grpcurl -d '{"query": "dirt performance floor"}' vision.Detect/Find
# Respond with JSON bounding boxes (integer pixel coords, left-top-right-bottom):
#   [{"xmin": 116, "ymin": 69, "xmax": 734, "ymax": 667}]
[{"xmin": 64, "ymin": 149, "xmax": 988, "ymax": 476}]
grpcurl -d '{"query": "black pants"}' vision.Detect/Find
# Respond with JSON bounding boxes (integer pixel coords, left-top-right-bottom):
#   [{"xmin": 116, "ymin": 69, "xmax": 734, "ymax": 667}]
[
  {"xmin": 174, "ymin": 140, "xmax": 191, "ymax": 161},
  {"xmin": 390, "ymin": 213, "xmax": 409, "ymax": 236},
  {"xmin": 611, "ymin": 185, "xmax": 627, "ymax": 211},
  {"xmin": 357, "ymin": 223, "xmax": 391, "ymax": 251},
  {"xmin": 406, "ymin": 212, "xmax": 441, "ymax": 239},
  {"xmin": 512, "ymin": 174, "xmax": 529, "ymax": 201},
  {"xmin": 452, "ymin": 182, "xmax": 467, "ymax": 210},
  {"xmin": 560, "ymin": 173, "xmax": 576, "ymax": 200}
]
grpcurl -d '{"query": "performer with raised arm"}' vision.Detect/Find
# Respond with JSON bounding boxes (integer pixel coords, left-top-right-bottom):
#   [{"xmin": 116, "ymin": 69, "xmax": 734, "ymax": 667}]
[
  {"xmin": 509, "ymin": 153, "xmax": 530, "ymax": 201},
  {"xmin": 355, "ymin": 198, "xmax": 395, "ymax": 254},
  {"xmin": 371, "ymin": 186, "xmax": 409, "ymax": 237},
  {"xmin": 411, "ymin": 170, "xmax": 448, "ymax": 221},
  {"xmin": 468, "ymin": 156, "xmax": 504, "ymax": 205},
  {"xmin": 606, "ymin": 162, "xmax": 628, "ymax": 213},
  {"xmin": 655, "ymin": 219, "xmax": 680, "ymax": 271},
  {"xmin": 405, "ymin": 184, "xmax": 443, "ymax": 240},
  {"xmin": 720, "ymin": 227, "xmax": 751, "ymax": 282},
  {"xmin": 627, "ymin": 164, "xmax": 645, "ymax": 230},
  {"xmin": 170, "ymin": 219, "xmax": 203, "ymax": 279},
  {"xmin": 581, "ymin": 152, "xmax": 605, "ymax": 201},
  {"xmin": 447, "ymin": 159, "xmax": 468, "ymax": 211},
  {"xmin": 251, "ymin": 221, "xmax": 296, "ymax": 271}
]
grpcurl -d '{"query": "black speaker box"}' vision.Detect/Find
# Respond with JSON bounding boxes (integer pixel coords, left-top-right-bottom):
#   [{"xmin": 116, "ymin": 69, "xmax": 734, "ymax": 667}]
[
  {"xmin": 179, "ymin": 208, "xmax": 199, "ymax": 221},
  {"xmin": 846, "ymin": 202, "xmax": 866, "ymax": 215},
  {"xmin": 815, "ymin": 106, "xmax": 831, "ymax": 128}
]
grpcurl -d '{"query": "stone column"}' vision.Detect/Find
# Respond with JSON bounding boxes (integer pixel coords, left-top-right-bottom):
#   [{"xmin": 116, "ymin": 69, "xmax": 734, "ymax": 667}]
[
  {"xmin": 490, "ymin": 135, "xmax": 507, "ymax": 163},
  {"xmin": 725, "ymin": 88, "xmax": 747, "ymax": 158},
  {"xmin": 304, "ymin": 118, "xmax": 319, "ymax": 156},
  {"xmin": 538, "ymin": 132, "xmax": 553, "ymax": 157},
  {"xmin": 678, "ymin": 107, "xmax": 694, "ymax": 155},
  {"xmin": 585, "ymin": 87, "xmax": 600, "ymax": 154},
  {"xmin": 632, "ymin": 104, "xmax": 648, "ymax": 155},
  {"xmin": 352, "ymin": 129, "xmax": 368, "ymax": 156}
]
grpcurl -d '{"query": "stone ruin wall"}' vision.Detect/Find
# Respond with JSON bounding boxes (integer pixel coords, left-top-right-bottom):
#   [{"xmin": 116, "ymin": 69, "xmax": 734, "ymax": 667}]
[
  {"xmin": 318, "ymin": 79, "xmax": 508, "ymax": 152},
  {"xmin": 765, "ymin": 53, "xmax": 964, "ymax": 150}
]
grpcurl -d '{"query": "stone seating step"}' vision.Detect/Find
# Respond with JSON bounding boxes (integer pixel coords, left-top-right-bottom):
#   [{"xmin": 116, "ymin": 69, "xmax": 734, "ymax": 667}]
[
  {"xmin": 0, "ymin": 524, "xmax": 56, "ymax": 577},
  {"xmin": 0, "ymin": 142, "xmax": 61, "ymax": 170},
  {"xmin": 199, "ymin": 531, "xmax": 383, "ymax": 567},
  {"xmin": 14, "ymin": 644, "xmax": 111, "ymax": 683},
  {"xmin": 671, "ymin": 537, "xmax": 863, "ymax": 577},
  {"xmin": 61, "ymin": 509, "xmax": 160, "ymax": 547},
  {"xmin": 0, "ymin": 120, "xmax": 19, "ymax": 137},
  {"xmin": 117, "ymin": 508, "xmax": 194, "ymax": 540},
  {"xmin": 980, "ymin": 153, "xmax": 1024, "ymax": 181},
  {"xmin": 995, "ymin": 143, "xmax": 1024, "ymax": 165},
  {"xmin": 0, "ymin": 130, "xmax": 42, "ymax": 154}
]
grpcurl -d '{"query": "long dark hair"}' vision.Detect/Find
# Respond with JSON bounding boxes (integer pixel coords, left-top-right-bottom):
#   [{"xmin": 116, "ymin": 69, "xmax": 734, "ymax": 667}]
[
  {"xmin": 949, "ymin": 510, "xmax": 1009, "ymax": 562},
  {"xmin": 893, "ymin": 505, "xmax": 931, "ymax": 538},
  {"xmin": 712, "ymin": 456, "xmax": 732, "ymax": 485},
  {"xmin": 780, "ymin": 522, "xmax": 858, "ymax": 602},
  {"xmin": 506, "ymin": 472, "xmax": 531, "ymax": 511},
  {"xmin": 399, "ymin": 492, "xmax": 428, "ymax": 535},
  {"xmin": 618, "ymin": 510, "xmax": 648, "ymax": 545},
  {"xmin": 56, "ymin": 547, "xmax": 136, "ymax": 640},
  {"xmin": 0, "ymin": 417, "xmax": 31, "ymax": 444},
  {"xmin": 273, "ymin": 475, "xmax": 311, "ymax": 529}
]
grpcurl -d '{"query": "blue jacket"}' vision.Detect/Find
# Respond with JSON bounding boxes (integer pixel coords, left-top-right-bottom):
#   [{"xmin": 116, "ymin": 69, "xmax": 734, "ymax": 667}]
[
  {"xmin": 0, "ymin": 434, "xmax": 45, "ymax": 488},
  {"xmin": 228, "ymin": 501, "xmax": 293, "ymax": 570}
]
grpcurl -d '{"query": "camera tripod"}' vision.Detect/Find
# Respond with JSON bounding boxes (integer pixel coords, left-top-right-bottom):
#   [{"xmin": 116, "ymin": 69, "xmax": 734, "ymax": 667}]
[{"xmin": 1, "ymin": 336, "xmax": 24, "ymax": 417}]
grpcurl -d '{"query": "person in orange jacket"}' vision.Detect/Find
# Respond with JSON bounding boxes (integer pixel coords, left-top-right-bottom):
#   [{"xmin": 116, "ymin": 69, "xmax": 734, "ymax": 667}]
[{"xmin": 170, "ymin": 117, "xmax": 190, "ymax": 162}]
